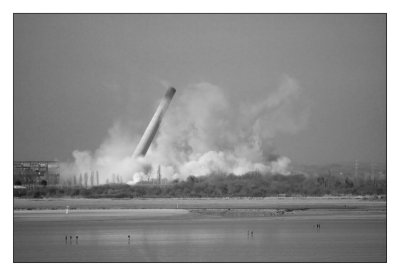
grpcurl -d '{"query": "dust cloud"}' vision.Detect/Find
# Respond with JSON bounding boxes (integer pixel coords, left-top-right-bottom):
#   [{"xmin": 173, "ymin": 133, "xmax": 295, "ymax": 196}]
[{"xmin": 61, "ymin": 76, "xmax": 309, "ymax": 185}]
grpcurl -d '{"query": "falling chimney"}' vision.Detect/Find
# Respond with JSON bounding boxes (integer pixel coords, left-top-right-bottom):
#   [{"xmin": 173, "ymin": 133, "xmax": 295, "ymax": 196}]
[{"xmin": 133, "ymin": 87, "xmax": 176, "ymax": 157}]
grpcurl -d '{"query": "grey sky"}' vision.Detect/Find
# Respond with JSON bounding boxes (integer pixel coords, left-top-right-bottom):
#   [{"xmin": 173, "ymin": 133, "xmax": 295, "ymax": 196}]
[{"xmin": 14, "ymin": 14, "xmax": 386, "ymax": 165}]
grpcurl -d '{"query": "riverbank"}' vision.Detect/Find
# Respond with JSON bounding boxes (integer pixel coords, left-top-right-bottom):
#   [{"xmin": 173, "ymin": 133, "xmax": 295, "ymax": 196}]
[{"xmin": 14, "ymin": 196, "xmax": 387, "ymax": 212}]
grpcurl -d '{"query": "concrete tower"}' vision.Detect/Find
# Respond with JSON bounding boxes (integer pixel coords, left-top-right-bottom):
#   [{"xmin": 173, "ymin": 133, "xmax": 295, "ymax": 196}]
[{"xmin": 133, "ymin": 87, "xmax": 176, "ymax": 157}]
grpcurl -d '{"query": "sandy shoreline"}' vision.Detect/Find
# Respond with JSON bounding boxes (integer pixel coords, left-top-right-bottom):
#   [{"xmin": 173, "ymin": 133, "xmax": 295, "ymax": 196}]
[
  {"xmin": 14, "ymin": 197, "xmax": 386, "ymax": 218},
  {"xmin": 13, "ymin": 207, "xmax": 386, "ymax": 222}
]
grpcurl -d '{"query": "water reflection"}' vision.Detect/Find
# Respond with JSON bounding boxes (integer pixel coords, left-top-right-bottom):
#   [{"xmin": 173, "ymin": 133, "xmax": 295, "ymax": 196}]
[{"xmin": 14, "ymin": 213, "xmax": 386, "ymax": 262}]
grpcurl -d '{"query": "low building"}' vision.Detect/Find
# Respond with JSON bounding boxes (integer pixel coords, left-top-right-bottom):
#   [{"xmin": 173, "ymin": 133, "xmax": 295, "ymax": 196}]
[{"xmin": 13, "ymin": 161, "xmax": 60, "ymax": 188}]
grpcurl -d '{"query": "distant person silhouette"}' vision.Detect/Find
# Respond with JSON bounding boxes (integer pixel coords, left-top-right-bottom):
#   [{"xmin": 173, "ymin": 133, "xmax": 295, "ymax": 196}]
[
  {"xmin": 65, "ymin": 236, "xmax": 67, "ymax": 244},
  {"xmin": 76, "ymin": 236, "xmax": 78, "ymax": 244}
]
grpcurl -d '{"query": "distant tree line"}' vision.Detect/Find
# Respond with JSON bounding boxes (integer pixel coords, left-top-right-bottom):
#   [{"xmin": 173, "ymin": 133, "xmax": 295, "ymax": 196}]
[{"xmin": 14, "ymin": 171, "xmax": 387, "ymax": 199}]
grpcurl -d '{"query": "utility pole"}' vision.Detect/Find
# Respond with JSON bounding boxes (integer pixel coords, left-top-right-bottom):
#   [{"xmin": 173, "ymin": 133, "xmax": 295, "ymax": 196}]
[
  {"xmin": 84, "ymin": 172, "xmax": 88, "ymax": 188},
  {"xmin": 90, "ymin": 171, "xmax": 94, "ymax": 186},
  {"xmin": 158, "ymin": 165, "xmax": 161, "ymax": 185},
  {"xmin": 354, "ymin": 160, "xmax": 359, "ymax": 186},
  {"xmin": 371, "ymin": 162, "xmax": 376, "ymax": 188}
]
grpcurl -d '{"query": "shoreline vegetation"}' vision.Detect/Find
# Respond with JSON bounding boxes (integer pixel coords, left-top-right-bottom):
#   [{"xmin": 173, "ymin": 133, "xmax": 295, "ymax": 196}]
[
  {"xmin": 14, "ymin": 172, "xmax": 386, "ymax": 199},
  {"xmin": 14, "ymin": 173, "xmax": 386, "ymax": 217}
]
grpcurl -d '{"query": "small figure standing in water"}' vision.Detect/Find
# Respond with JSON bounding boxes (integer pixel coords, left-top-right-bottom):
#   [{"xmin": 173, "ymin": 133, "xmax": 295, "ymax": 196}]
[
  {"xmin": 128, "ymin": 235, "xmax": 130, "ymax": 243},
  {"xmin": 70, "ymin": 236, "xmax": 72, "ymax": 244},
  {"xmin": 251, "ymin": 231, "xmax": 253, "ymax": 238},
  {"xmin": 65, "ymin": 235, "xmax": 68, "ymax": 244},
  {"xmin": 75, "ymin": 236, "xmax": 79, "ymax": 244}
]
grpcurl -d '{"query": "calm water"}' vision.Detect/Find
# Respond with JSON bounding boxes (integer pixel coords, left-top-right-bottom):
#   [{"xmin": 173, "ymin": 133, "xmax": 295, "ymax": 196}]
[{"xmin": 14, "ymin": 210, "xmax": 386, "ymax": 262}]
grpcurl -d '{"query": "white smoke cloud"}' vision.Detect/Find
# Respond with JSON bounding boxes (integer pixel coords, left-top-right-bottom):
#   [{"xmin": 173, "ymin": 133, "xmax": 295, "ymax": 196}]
[{"xmin": 61, "ymin": 76, "xmax": 309, "ymax": 185}]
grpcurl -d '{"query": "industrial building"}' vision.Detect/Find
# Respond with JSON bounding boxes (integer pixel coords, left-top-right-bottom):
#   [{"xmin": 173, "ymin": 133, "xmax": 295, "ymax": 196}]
[{"xmin": 13, "ymin": 161, "xmax": 60, "ymax": 188}]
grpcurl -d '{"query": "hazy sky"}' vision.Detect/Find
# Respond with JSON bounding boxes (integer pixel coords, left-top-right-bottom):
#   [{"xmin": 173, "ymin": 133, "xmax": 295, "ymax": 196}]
[{"xmin": 14, "ymin": 14, "xmax": 386, "ymax": 165}]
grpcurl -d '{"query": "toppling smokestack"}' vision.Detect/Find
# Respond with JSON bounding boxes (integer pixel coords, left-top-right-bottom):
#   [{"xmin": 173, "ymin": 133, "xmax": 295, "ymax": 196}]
[{"xmin": 133, "ymin": 87, "xmax": 176, "ymax": 157}]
